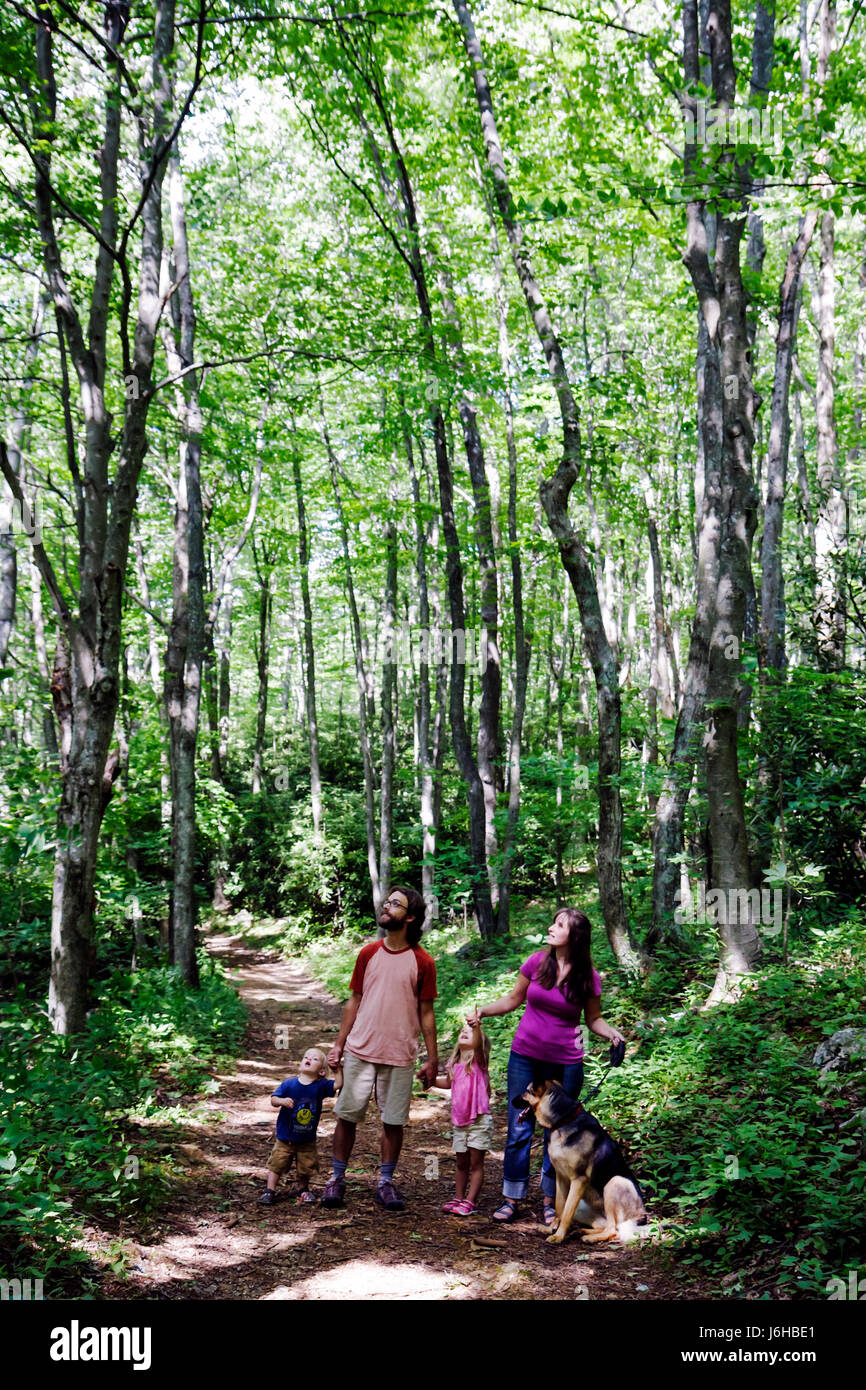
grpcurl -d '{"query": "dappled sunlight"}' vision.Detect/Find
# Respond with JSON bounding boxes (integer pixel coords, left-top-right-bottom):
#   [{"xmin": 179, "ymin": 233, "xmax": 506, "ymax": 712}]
[
  {"xmin": 261, "ymin": 1258, "xmax": 481, "ymax": 1300},
  {"xmin": 213, "ymin": 1069, "xmax": 285, "ymax": 1086},
  {"xmin": 135, "ymin": 1223, "xmax": 319, "ymax": 1285},
  {"xmin": 408, "ymin": 1097, "xmax": 450, "ymax": 1122}
]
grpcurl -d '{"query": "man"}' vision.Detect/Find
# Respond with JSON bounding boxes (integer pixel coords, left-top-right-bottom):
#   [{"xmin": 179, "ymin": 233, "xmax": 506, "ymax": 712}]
[{"xmin": 322, "ymin": 885, "xmax": 438, "ymax": 1211}]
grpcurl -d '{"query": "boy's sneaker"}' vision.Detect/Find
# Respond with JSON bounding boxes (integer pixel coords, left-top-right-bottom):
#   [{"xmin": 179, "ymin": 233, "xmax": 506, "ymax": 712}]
[
  {"xmin": 258, "ymin": 1190, "xmax": 276, "ymax": 1206},
  {"xmin": 375, "ymin": 1179, "xmax": 405, "ymax": 1212},
  {"xmin": 321, "ymin": 1176, "xmax": 345, "ymax": 1208}
]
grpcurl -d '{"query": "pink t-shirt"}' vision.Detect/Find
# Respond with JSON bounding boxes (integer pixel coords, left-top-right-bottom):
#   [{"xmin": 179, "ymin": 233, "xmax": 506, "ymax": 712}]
[
  {"xmin": 447, "ymin": 1058, "xmax": 491, "ymax": 1127},
  {"xmin": 345, "ymin": 940, "xmax": 437, "ymax": 1068},
  {"xmin": 511, "ymin": 950, "xmax": 602, "ymax": 1064}
]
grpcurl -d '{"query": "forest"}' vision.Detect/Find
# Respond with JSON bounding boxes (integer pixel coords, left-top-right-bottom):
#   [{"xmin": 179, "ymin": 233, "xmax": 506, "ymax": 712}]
[{"xmin": 0, "ymin": 0, "xmax": 864, "ymax": 1306}]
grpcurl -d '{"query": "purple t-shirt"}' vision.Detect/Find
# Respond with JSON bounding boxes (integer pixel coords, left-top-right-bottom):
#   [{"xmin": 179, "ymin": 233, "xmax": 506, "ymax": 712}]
[{"xmin": 511, "ymin": 951, "xmax": 602, "ymax": 1064}]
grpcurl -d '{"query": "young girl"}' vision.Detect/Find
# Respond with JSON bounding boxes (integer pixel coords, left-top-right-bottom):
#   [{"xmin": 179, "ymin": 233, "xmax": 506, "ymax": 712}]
[{"xmin": 434, "ymin": 1020, "xmax": 494, "ymax": 1216}]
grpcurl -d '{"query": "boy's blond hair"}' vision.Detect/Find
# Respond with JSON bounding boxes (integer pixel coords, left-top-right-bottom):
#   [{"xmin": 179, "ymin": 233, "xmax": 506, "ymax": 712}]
[{"xmin": 303, "ymin": 1047, "xmax": 328, "ymax": 1075}]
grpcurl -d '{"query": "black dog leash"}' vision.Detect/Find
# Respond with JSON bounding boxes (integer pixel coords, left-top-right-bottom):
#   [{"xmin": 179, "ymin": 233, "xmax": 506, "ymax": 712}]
[
  {"xmin": 580, "ymin": 1038, "xmax": 626, "ymax": 1109},
  {"xmin": 528, "ymin": 1040, "xmax": 626, "ymax": 1147}
]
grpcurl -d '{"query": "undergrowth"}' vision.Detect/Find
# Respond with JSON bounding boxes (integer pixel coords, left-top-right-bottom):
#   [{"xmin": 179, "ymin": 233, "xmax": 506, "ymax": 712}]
[{"xmin": 0, "ymin": 949, "xmax": 246, "ymax": 1293}]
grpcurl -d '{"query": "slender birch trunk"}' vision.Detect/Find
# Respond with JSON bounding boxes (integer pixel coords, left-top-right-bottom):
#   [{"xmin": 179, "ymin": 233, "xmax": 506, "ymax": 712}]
[
  {"xmin": 378, "ymin": 461, "xmax": 398, "ymax": 906},
  {"xmin": 436, "ymin": 260, "xmax": 501, "ymax": 912},
  {"xmin": 291, "ymin": 426, "xmax": 323, "ymax": 836},
  {"xmin": 453, "ymin": 0, "xmax": 641, "ymax": 968},
  {"xmin": 1, "ymin": 287, "xmax": 46, "ymax": 667},
  {"xmin": 404, "ymin": 418, "xmax": 438, "ymax": 925},
  {"xmin": 161, "ymin": 149, "xmax": 205, "ymax": 987},
  {"xmin": 323, "ymin": 411, "xmax": 381, "ymax": 914},
  {"xmin": 251, "ymin": 544, "xmax": 273, "ymax": 797}
]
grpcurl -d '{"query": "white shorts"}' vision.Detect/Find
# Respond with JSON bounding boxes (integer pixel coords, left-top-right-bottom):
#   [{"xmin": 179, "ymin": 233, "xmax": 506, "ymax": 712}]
[{"xmin": 452, "ymin": 1111, "xmax": 495, "ymax": 1153}]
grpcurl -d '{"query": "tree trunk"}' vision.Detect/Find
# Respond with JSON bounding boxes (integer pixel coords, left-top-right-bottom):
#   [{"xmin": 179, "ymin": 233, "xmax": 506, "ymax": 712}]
[
  {"xmin": 436, "ymin": 260, "xmax": 501, "ymax": 912},
  {"xmin": 323, "ymin": 411, "xmax": 382, "ymax": 915},
  {"xmin": 811, "ymin": 0, "xmax": 845, "ymax": 670},
  {"xmin": 681, "ymin": 0, "xmax": 762, "ymax": 1002},
  {"xmin": 813, "ymin": 211, "xmax": 846, "ymax": 668},
  {"xmin": 328, "ymin": 43, "xmax": 497, "ymax": 935},
  {"xmin": 0, "ymin": 1, "xmax": 182, "ymax": 1033},
  {"xmin": 251, "ymin": 546, "xmax": 273, "ymax": 796},
  {"xmin": 0, "ymin": 286, "xmax": 46, "ymax": 667},
  {"xmin": 378, "ymin": 462, "xmax": 398, "ymax": 906},
  {"xmin": 487, "ymin": 191, "xmax": 533, "ymax": 933},
  {"xmin": 291, "ymin": 429, "xmax": 323, "ymax": 836},
  {"xmin": 643, "ymin": 482, "xmax": 677, "ymax": 820},
  {"xmin": 454, "ymin": 0, "xmax": 641, "ymax": 968},
  {"xmin": 162, "ymin": 148, "xmax": 204, "ymax": 988},
  {"xmin": 759, "ymin": 215, "xmax": 819, "ymax": 675},
  {"xmin": 404, "ymin": 418, "xmax": 439, "ymax": 926}
]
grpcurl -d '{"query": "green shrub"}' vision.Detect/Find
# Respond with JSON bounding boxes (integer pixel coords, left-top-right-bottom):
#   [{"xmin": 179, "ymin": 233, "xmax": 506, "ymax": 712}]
[{"xmin": 0, "ymin": 951, "xmax": 246, "ymax": 1287}]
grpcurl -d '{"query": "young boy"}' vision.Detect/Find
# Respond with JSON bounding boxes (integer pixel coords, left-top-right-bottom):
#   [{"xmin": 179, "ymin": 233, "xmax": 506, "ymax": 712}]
[{"xmin": 259, "ymin": 1047, "xmax": 342, "ymax": 1206}]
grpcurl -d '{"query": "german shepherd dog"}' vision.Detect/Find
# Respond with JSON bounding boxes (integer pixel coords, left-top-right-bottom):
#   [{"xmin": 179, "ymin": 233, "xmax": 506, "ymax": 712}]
[{"xmin": 516, "ymin": 1080, "xmax": 647, "ymax": 1245}]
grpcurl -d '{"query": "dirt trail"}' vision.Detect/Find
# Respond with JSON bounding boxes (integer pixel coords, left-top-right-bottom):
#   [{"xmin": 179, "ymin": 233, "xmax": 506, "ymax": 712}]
[{"xmin": 101, "ymin": 930, "xmax": 683, "ymax": 1301}]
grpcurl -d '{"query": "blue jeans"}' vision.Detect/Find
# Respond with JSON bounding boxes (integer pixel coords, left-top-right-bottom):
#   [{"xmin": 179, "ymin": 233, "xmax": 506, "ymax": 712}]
[{"xmin": 502, "ymin": 1050, "xmax": 584, "ymax": 1202}]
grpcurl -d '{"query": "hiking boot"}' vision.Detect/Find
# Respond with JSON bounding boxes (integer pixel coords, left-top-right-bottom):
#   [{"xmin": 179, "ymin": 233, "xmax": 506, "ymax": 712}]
[
  {"xmin": 321, "ymin": 1176, "xmax": 346, "ymax": 1208},
  {"xmin": 258, "ymin": 1189, "xmax": 276, "ymax": 1206},
  {"xmin": 375, "ymin": 1179, "xmax": 405, "ymax": 1211}
]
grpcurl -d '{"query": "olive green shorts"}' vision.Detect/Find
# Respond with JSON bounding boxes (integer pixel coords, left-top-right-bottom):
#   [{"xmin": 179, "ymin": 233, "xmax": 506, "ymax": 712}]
[{"xmin": 267, "ymin": 1138, "xmax": 319, "ymax": 1179}]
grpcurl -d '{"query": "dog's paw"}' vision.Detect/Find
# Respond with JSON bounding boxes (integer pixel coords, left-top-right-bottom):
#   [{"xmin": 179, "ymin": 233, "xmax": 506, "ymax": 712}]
[{"xmin": 546, "ymin": 1230, "xmax": 564, "ymax": 1244}]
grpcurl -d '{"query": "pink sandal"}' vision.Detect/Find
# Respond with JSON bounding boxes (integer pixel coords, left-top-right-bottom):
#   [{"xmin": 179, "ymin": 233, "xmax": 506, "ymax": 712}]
[
  {"xmin": 452, "ymin": 1199, "xmax": 478, "ymax": 1216},
  {"xmin": 442, "ymin": 1197, "xmax": 462, "ymax": 1213}
]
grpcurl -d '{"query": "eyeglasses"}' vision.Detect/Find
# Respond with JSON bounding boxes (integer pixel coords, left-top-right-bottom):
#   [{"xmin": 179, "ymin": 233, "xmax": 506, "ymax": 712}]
[{"xmin": 383, "ymin": 897, "xmax": 408, "ymax": 910}]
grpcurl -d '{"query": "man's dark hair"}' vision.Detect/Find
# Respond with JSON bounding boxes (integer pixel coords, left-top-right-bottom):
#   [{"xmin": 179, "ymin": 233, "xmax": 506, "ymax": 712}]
[{"xmin": 392, "ymin": 885, "xmax": 426, "ymax": 945}]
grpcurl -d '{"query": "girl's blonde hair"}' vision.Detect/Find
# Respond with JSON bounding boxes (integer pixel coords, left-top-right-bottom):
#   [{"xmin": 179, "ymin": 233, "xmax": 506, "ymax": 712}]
[{"xmin": 447, "ymin": 1021, "xmax": 491, "ymax": 1077}]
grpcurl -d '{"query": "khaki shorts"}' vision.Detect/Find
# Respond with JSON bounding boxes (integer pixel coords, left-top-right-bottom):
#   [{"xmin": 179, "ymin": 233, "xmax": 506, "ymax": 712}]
[
  {"xmin": 267, "ymin": 1138, "xmax": 319, "ymax": 1179},
  {"xmin": 452, "ymin": 1111, "xmax": 495, "ymax": 1153},
  {"xmin": 334, "ymin": 1051, "xmax": 416, "ymax": 1127}
]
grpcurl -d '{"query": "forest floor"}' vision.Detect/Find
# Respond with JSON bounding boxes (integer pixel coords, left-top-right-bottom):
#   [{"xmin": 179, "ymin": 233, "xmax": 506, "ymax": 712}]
[{"xmin": 95, "ymin": 928, "xmax": 704, "ymax": 1301}]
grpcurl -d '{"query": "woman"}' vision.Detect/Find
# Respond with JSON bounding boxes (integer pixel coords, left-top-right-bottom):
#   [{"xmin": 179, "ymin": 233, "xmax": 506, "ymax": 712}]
[{"xmin": 467, "ymin": 907, "xmax": 624, "ymax": 1225}]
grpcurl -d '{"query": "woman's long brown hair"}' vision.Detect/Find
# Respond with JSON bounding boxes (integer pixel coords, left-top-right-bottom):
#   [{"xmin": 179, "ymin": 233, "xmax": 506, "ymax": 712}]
[{"xmin": 534, "ymin": 908, "xmax": 595, "ymax": 1006}]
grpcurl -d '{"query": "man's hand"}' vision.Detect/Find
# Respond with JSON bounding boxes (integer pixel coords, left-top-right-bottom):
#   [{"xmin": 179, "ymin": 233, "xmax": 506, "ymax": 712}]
[
  {"xmin": 327, "ymin": 1044, "xmax": 343, "ymax": 1068},
  {"xmin": 416, "ymin": 1058, "xmax": 439, "ymax": 1089},
  {"xmin": 466, "ymin": 1007, "xmax": 481, "ymax": 1027}
]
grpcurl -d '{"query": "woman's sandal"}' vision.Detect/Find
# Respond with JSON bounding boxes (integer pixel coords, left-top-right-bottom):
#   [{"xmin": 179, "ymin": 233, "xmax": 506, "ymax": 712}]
[
  {"xmin": 493, "ymin": 1198, "xmax": 518, "ymax": 1223},
  {"xmin": 542, "ymin": 1203, "xmax": 557, "ymax": 1227}
]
